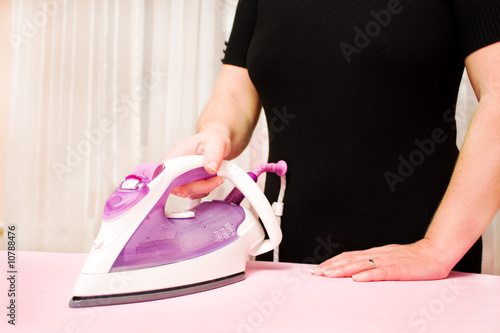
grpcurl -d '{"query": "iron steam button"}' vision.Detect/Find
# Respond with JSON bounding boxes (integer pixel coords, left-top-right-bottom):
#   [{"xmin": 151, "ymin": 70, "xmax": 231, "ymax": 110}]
[{"xmin": 121, "ymin": 178, "xmax": 140, "ymax": 190}]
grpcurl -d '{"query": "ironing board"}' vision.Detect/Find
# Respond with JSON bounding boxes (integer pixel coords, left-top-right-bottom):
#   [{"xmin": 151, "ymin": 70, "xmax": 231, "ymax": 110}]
[{"xmin": 1, "ymin": 251, "xmax": 500, "ymax": 332}]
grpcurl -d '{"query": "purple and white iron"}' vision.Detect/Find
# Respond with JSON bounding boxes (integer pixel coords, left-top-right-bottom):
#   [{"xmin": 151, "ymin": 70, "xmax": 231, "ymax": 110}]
[{"xmin": 69, "ymin": 155, "xmax": 287, "ymax": 307}]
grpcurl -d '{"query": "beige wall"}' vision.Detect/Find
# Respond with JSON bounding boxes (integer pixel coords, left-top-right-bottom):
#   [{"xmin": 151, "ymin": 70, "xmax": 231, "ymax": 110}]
[{"xmin": 0, "ymin": 0, "xmax": 12, "ymax": 248}]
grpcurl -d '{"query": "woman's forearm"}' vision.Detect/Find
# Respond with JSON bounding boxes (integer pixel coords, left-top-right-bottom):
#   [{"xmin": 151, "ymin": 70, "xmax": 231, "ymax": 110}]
[
  {"xmin": 424, "ymin": 93, "xmax": 500, "ymax": 270},
  {"xmin": 197, "ymin": 65, "xmax": 262, "ymax": 160}
]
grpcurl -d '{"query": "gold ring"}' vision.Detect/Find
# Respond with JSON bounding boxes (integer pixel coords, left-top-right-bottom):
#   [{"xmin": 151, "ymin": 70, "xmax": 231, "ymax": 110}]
[{"xmin": 368, "ymin": 259, "xmax": 376, "ymax": 269}]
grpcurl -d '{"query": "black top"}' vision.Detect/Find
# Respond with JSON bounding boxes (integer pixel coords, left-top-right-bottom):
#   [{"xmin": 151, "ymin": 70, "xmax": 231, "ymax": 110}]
[{"xmin": 222, "ymin": 0, "xmax": 500, "ymax": 272}]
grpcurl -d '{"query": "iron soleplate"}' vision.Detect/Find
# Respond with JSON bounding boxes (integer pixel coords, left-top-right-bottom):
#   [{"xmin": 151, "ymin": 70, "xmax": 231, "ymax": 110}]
[{"xmin": 69, "ymin": 271, "xmax": 245, "ymax": 308}]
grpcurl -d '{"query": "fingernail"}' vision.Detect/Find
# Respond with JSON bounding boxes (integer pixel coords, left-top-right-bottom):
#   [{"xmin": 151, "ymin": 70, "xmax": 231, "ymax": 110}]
[
  {"xmin": 174, "ymin": 192, "xmax": 186, "ymax": 198},
  {"xmin": 208, "ymin": 161, "xmax": 218, "ymax": 173},
  {"xmin": 352, "ymin": 274, "xmax": 359, "ymax": 280},
  {"xmin": 311, "ymin": 266, "xmax": 323, "ymax": 275}
]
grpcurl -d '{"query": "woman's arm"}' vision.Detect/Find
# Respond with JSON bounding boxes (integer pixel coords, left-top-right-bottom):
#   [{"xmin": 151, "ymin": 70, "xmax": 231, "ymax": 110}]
[
  {"xmin": 164, "ymin": 64, "xmax": 261, "ymax": 198},
  {"xmin": 312, "ymin": 41, "xmax": 500, "ymax": 281},
  {"xmin": 196, "ymin": 64, "xmax": 262, "ymax": 165},
  {"xmin": 423, "ymin": 41, "xmax": 500, "ymax": 271}
]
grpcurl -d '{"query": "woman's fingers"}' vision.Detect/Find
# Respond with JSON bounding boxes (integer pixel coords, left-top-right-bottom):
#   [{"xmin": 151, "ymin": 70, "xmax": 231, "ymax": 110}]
[
  {"xmin": 322, "ymin": 257, "xmax": 385, "ymax": 278},
  {"xmin": 163, "ymin": 129, "xmax": 231, "ymax": 198},
  {"xmin": 171, "ymin": 176, "xmax": 224, "ymax": 199},
  {"xmin": 201, "ymin": 134, "xmax": 231, "ymax": 174}
]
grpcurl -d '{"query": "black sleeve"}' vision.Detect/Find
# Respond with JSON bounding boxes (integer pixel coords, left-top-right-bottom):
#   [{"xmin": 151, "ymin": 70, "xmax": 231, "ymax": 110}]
[
  {"xmin": 454, "ymin": 0, "xmax": 500, "ymax": 57},
  {"xmin": 221, "ymin": 0, "xmax": 258, "ymax": 68}
]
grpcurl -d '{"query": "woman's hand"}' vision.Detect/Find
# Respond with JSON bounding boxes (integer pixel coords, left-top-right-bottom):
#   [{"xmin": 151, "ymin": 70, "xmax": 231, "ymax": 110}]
[
  {"xmin": 163, "ymin": 128, "xmax": 231, "ymax": 199},
  {"xmin": 163, "ymin": 64, "xmax": 262, "ymax": 200},
  {"xmin": 311, "ymin": 239, "xmax": 451, "ymax": 282}
]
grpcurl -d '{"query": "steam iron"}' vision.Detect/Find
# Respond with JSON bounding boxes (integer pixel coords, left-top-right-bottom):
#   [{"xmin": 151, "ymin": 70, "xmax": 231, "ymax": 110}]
[{"xmin": 69, "ymin": 155, "xmax": 287, "ymax": 307}]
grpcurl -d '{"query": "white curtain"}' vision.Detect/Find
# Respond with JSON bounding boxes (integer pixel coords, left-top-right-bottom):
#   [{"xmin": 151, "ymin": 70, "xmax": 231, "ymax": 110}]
[
  {"xmin": 2, "ymin": 0, "xmax": 498, "ymax": 275},
  {"xmin": 4, "ymin": 0, "xmax": 267, "ymax": 253}
]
